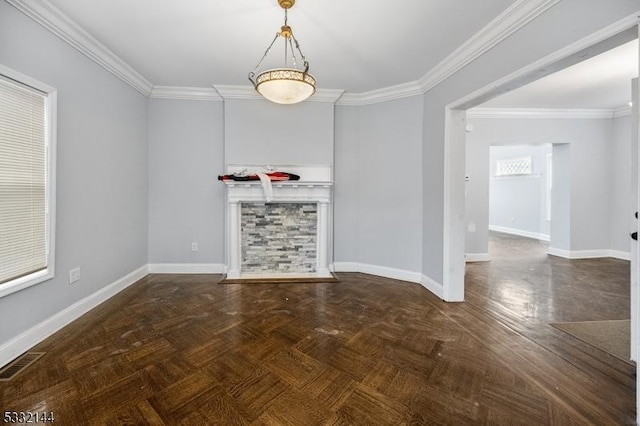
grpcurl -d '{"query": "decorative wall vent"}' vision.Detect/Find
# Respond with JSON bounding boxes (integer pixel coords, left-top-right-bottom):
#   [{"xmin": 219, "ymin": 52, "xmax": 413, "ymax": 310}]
[{"xmin": 496, "ymin": 157, "xmax": 532, "ymax": 176}]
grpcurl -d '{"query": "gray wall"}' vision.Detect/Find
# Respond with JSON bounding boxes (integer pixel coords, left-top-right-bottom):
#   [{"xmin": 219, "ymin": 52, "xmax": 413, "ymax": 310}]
[
  {"xmin": 0, "ymin": 2, "xmax": 148, "ymax": 342},
  {"xmin": 464, "ymin": 136, "xmax": 490, "ymax": 256},
  {"xmin": 2, "ymin": 0, "xmax": 638, "ymax": 348},
  {"xmin": 224, "ymin": 99, "xmax": 334, "ymax": 167},
  {"xmin": 334, "ymin": 96, "xmax": 423, "ymax": 272},
  {"xmin": 466, "ymin": 115, "xmax": 629, "ymax": 255},
  {"xmin": 333, "ymin": 106, "xmax": 360, "ymax": 263},
  {"xmin": 551, "ymin": 144, "xmax": 571, "ymax": 251},
  {"xmin": 422, "ymin": 0, "xmax": 640, "ymax": 286},
  {"xmin": 611, "ymin": 115, "xmax": 632, "ymax": 254},
  {"xmin": 489, "ymin": 145, "xmax": 551, "ymax": 237},
  {"xmin": 148, "ymin": 99, "xmax": 225, "ymax": 264}
]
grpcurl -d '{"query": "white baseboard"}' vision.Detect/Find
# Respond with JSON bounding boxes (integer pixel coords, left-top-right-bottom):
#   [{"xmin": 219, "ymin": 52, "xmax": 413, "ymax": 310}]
[
  {"xmin": 148, "ymin": 263, "xmax": 226, "ymax": 274},
  {"xmin": 0, "ymin": 264, "xmax": 148, "ymax": 369},
  {"xmin": 489, "ymin": 225, "xmax": 550, "ymax": 241},
  {"xmin": 465, "ymin": 253, "xmax": 491, "ymax": 262},
  {"xmin": 421, "ymin": 274, "xmax": 444, "ymax": 299},
  {"xmin": 332, "ymin": 262, "xmax": 422, "ymax": 284},
  {"xmin": 548, "ymin": 247, "xmax": 631, "ymax": 260},
  {"xmin": 609, "ymin": 250, "xmax": 631, "ymax": 261},
  {"xmin": 331, "ymin": 262, "xmax": 445, "ymax": 299}
]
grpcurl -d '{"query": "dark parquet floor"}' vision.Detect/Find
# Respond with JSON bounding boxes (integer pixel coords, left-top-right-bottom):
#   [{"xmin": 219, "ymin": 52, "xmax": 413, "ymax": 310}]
[{"xmin": 0, "ymin": 232, "xmax": 635, "ymax": 424}]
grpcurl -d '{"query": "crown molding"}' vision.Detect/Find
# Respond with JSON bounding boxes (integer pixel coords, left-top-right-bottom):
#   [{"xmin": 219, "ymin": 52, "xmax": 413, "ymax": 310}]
[
  {"xmin": 213, "ymin": 85, "xmax": 261, "ymax": 100},
  {"xmin": 338, "ymin": 0, "xmax": 560, "ymax": 105},
  {"xmin": 214, "ymin": 85, "xmax": 344, "ymax": 103},
  {"xmin": 451, "ymin": 12, "xmax": 640, "ymax": 111},
  {"xmin": 7, "ymin": 0, "xmax": 561, "ymax": 105},
  {"xmin": 12, "ymin": 0, "xmax": 625, "ymax": 112},
  {"xmin": 613, "ymin": 105, "xmax": 632, "ymax": 118},
  {"xmin": 312, "ymin": 88, "xmax": 345, "ymax": 103},
  {"xmin": 7, "ymin": 0, "xmax": 153, "ymax": 96},
  {"xmin": 336, "ymin": 81, "xmax": 422, "ymax": 106},
  {"xmin": 467, "ymin": 107, "xmax": 619, "ymax": 119},
  {"xmin": 150, "ymin": 86, "xmax": 222, "ymax": 101},
  {"xmin": 418, "ymin": 0, "xmax": 560, "ymax": 94}
]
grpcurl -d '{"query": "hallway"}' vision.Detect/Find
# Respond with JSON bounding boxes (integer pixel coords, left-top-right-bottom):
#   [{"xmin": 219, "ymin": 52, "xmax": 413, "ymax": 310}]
[{"xmin": 464, "ymin": 231, "xmax": 633, "ymax": 417}]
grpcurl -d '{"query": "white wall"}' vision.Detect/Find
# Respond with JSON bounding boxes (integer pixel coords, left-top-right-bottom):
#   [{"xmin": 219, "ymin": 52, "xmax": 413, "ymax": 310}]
[
  {"xmin": 0, "ymin": 2, "xmax": 148, "ymax": 343},
  {"xmin": 148, "ymin": 99, "xmax": 225, "ymax": 265},
  {"xmin": 489, "ymin": 145, "xmax": 551, "ymax": 239},
  {"xmin": 334, "ymin": 96, "xmax": 423, "ymax": 274}
]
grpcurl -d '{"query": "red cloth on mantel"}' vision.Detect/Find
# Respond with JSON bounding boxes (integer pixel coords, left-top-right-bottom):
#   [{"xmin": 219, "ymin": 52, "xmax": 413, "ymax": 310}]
[{"xmin": 217, "ymin": 171, "xmax": 301, "ymax": 182}]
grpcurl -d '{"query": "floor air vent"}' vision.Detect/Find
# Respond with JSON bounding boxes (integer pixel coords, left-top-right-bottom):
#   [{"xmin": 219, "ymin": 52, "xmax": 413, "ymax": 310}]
[{"xmin": 0, "ymin": 352, "xmax": 45, "ymax": 381}]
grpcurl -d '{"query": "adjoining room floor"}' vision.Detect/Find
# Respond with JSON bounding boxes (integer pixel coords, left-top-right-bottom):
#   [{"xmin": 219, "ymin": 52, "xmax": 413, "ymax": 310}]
[{"xmin": 1, "ymin": 235, "xmax": 635, "ymax": 424}]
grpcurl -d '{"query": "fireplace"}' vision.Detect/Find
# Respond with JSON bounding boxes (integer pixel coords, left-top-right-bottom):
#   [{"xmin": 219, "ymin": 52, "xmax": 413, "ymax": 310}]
[{"xmin": 223, "ymin": 166, "xmax": 332, "ymax": 279}]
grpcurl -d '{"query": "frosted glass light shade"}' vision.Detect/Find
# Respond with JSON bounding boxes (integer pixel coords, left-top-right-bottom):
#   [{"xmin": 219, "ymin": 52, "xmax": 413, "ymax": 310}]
[{"xmin": 255, "ymin": 68, "xmax": 316, "ymax": 104}]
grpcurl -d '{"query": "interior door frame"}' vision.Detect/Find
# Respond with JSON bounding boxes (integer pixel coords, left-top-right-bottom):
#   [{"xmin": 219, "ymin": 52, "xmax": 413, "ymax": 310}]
[{"xmin": 442, "ymin": 16, "xmax": 640, "ymax": 423}]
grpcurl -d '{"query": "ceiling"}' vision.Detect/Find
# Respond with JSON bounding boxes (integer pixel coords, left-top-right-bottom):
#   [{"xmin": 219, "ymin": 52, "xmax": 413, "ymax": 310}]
[
  {"xmin": 46, "ymin": 0, "xmax": 517, "ymax": 93},
  {"xmin": 23, "ymin": 1, "xmax": 638, "ymax": 107},
  {"xmin": 481, "ymin": 39, "xmax": 639, "ymax": 110}
]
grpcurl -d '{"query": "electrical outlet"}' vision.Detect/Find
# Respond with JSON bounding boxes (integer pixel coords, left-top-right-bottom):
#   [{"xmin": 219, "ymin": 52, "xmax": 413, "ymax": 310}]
[
  {"xmin": 69, "ymin": 267, "xmax": 81, "ymax": 284},
  {"xmin": 191, "ymin": 242, "xmax": 198, "ymax": 252}
]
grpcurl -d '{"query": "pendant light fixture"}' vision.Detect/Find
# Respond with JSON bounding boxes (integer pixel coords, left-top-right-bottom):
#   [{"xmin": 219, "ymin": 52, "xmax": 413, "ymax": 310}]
[{"xmin": 248, "ymin": 0, "xmax": 316, "ymax": 104}]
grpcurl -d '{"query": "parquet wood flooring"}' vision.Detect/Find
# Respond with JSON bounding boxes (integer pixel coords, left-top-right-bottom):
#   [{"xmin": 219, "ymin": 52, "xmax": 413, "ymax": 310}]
[{"xmin": 0, "ymin": 233, "xmax": 635, "ymax": 424}]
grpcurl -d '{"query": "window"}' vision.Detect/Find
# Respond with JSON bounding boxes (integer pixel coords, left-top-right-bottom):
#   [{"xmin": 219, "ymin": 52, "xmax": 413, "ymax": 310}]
[
  {"xmin": 495, "ymin": 156, "xmax": 532, "ymax": 176},
  {"xmin": 0, "ymin": 66, "xmax": 56, "ymax": 298}
]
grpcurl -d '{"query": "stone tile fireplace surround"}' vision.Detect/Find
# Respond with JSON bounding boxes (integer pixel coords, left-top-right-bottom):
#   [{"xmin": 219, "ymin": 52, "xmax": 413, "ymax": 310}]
[{"xmin": 224, "ymin": 166, "xmax": 332, "ymax": 279}]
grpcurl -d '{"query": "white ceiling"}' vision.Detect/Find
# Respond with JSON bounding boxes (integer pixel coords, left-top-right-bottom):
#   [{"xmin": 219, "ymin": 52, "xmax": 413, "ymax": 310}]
[
  {"xmin": 482, "ymin": 39, "xmax": 639, "ymax": 110},
  {"xmin": 23, "ymin": 0, "xmax": 637, "ymax": 107},
  {"xmin": 46, "ymin": 0, "xmax": 517, "ymax": 93}
]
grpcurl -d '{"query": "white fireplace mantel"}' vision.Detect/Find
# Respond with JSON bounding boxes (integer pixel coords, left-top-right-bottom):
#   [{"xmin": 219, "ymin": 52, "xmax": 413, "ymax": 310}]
[
  {"xmin": 224, "ymin": 181, "xmax": 333, "ymax": 279},
  {"xmin": 224, "ymin": 181, "xmax": 332, "ymax": 203}
]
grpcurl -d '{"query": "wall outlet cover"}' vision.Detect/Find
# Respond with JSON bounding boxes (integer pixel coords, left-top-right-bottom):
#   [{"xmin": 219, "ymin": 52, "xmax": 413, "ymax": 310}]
[{"xmin": 69, "ymin": 267, "xmax": 80, "ymax": 284}]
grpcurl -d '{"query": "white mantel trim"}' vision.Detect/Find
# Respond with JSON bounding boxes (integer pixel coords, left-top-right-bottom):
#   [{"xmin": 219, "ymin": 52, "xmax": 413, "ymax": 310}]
[
  {"xmin": 7, "ymin": 0, "xmax": 153, "ymax": 96},
  {"xmin": 224, "ymin": 181, "xmax": 332, "ymax": 203},
  {"xmin": 225, "ymin": 182, "xmax": 333, "ymax": 279},
  {"xmin": 10, "ymin": 0, "xmax": 559, "ymax": 105}
]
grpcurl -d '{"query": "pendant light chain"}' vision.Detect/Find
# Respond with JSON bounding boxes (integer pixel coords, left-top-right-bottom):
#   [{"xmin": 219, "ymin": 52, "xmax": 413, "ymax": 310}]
[
  {"xmin": 249, "ymin": 33, "xmax": 279, "ymax": 82},
  {"xmin": 288, "ymin": 37, "xmax": 298, "ymax": 69},
  {"xmin": 284, "ymin": 9, "xmax": 289, "ymax": 66},
  {"xmin": 291, "ymin": 34, "xmax": 309, "ymax": 73},
  {"xmin": 247, "ymin": 0, "xmax": 316, "ymax": 104}
]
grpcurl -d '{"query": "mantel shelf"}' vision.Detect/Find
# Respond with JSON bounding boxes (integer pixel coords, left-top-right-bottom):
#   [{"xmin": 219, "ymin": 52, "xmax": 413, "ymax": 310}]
[
  {"xmin": 223, "ymin": 181, "xmax": 333, "ymax": 187},
  {"xmin": 224, "ymin": 181, "xmax": 332, "ymax": 204}
]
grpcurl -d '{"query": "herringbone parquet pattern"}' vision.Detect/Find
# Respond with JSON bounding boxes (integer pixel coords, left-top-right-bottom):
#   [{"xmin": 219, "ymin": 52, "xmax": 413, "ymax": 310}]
[{"xmin": 0, "ymin": 235, "xmax": 635, "ymax": 424}]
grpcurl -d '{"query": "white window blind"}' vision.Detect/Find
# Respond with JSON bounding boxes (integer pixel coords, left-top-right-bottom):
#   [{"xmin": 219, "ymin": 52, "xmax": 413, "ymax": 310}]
[{"xmin": 0, "ymin": 77, "xmax": 47, "ymax": 285}]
